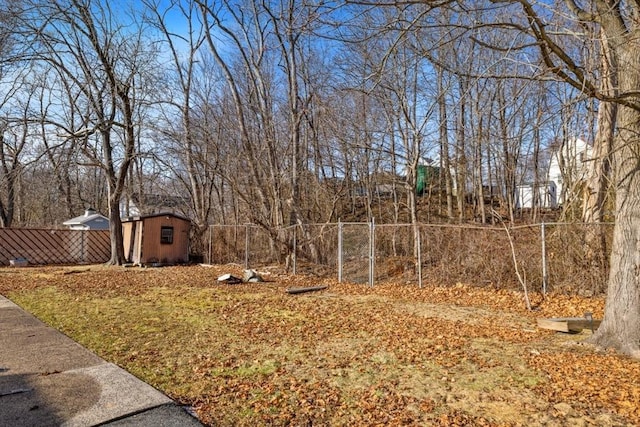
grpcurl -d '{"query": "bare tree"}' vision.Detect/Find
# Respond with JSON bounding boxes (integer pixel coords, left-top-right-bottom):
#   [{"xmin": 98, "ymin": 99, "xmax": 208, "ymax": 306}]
[
  {"xmin": 0, "ymin": 123, "xmax": 22, "ymax": 227},
  {"xmin": 21, "ymin": 0, "xmax": 159, "ymax": 264},
  {"xmin": 197, "ymin": 0, "xmax": 286, "ymax": 245},
  {"xmin": 0, "ymin": 0, "xmax": 25, "ymax": 227},
  {"xmin": 581, "ymin": 27, "xmax": 615, "ymax": 264},
  {"xmin": 477, "ymin": 0, "xmax": 640, "ymax": 356},
  {"xmin": 34, "ymin": 65, "xmax": 95, "ymax": 222},
  {"xmin": 196, "ymin": 0, "xmax": 333, "ymax": 264},
  {"xmin": 344, "ymin": 0, "xmax": 640, "ymax": 356},
  {"xmin": 376, "ymin": 30, "xmax": 438, "ymax": 248},
  {"xmin": 435, "ymin": 63, "xmax": 455, "ymax": 219},
  {"xmin": 144, "ymin": 0, "xmax": 213, "ymax": 254}
]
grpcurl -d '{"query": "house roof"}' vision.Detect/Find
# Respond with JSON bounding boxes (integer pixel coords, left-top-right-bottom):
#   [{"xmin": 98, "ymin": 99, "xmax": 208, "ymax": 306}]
[
  {"xmin": 121, "ymin": 212, "xmax": 191, "ymax": 223},
  {"xmin": 63, "ymin": 210, "xmax": 109, "ymax": 226}
]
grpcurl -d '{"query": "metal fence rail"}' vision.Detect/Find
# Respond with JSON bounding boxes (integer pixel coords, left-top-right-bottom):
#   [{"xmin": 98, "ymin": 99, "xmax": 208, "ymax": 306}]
[{"xmin": 207, "ymin": 221, "xmax": 614, "ymax": 294}]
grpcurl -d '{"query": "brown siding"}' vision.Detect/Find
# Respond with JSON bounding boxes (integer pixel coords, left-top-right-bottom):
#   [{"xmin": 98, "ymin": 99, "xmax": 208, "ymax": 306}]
[{"xmin": 122, "ymin": 214, "xmax": 190, "ymax": 265}]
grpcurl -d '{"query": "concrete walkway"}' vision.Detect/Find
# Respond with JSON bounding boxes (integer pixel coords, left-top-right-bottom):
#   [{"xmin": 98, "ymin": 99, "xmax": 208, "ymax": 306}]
[{"xmin": 0, "ymin": 296, "xmax": 203, "ymax": 426}]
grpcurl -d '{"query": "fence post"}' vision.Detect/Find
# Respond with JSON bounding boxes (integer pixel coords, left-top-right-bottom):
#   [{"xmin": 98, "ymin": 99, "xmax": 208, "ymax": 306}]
[
  {"xmin": 369, "ymin": 218, "xmax": 375, "ymax": 287},
  {"xmin": 338, "ymin": 220, "xmax": 343, "ymax": 283},
  {"xmin": 245, "ymin": 224, "xmax": 250, "ymax": 269},
  {"xmin": 541, "ymin": 222, "xmax": 547, "ymax": 296}
]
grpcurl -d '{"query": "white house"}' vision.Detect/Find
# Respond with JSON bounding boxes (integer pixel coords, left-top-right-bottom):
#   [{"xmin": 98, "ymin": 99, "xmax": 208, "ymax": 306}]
[
  {"xmin": 547, "ymin": 137, "xmax": 593, "ymax": 205},
  {"xmin": 515, "ymin": 182, "xmax": 557, "ymax": 209},
  {"xmin": 63, "ymin": 208, "xmax": 110, "ymax": 230},
  {"xmin": 514, "ymin": 137, "xmax": 591, "ymax": 210}
]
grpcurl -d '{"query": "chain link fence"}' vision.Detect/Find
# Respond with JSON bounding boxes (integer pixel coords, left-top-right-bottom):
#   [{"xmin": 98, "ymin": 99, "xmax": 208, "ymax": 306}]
[
  {"xmin": 206, "ymin": 222, "xmax": 614, "ymax": 295},
  {"xmin": 374, "ymin": 224, "xmax": 415, "ymax": 283},
  {"xmin": 207, "ymin": 224, "xmax": 280, "ymax": 267},
  {"xmin": 543, "ymin": 222, "xmax": 612, "ymax": 295},
  {"xmin": 339, "ymin": 222, "xmax": 372, "ymax": 284}
]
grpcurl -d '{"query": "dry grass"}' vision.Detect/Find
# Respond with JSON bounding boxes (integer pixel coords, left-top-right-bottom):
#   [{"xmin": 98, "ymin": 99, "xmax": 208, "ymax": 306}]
[{"xmin": 0, "ymin": 265, "xmax": 638, "ymax": 426}]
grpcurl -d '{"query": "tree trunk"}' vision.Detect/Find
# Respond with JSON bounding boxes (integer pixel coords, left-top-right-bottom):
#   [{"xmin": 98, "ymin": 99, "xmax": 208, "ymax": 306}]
[
  {"xmin": 455, "ymin": 77, "xmax": 468, "ymax": 222},
  {"xmin": 531, "ymin": 102, "xmax": 543, "ymax": 222},
  {"xmin": 0, "ymin": 133, "xmax": 16, "ymax": 228},
  {"xmin": 589, "ymin": 46, "xmax": 640, "ymax": 358},
  {"xmin": 474, "ymin": 114, "xmax": 486, "ymax": 223},
  {"xmin": 582, "ymin": 30, "xmax": 615, "ymax": 272},
  {"xmin": 437, "ymin": 68, "xmax": 454, "ymax": 220},
  {"xmin": 498, "ymin": 87, "xmax": 516, "ymax": 223},
  {"xmin": 107, "ymin": 197, "xmax": 126, "ymax": 265}
]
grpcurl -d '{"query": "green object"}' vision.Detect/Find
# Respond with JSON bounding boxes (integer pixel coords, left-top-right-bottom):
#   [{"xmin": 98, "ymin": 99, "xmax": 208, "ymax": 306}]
[{"xmin": 416, "ymin": 165, "xmax": 440, "ymax": 196}]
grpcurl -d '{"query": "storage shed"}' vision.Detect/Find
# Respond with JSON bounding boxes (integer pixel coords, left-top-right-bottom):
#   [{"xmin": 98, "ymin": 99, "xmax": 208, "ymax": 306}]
[{"xmin": 122, "ymin": 213, "xmax": 190, "ymax": 265}]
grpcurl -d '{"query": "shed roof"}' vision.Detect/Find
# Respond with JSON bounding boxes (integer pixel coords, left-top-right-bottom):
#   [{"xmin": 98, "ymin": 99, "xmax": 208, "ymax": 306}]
[{"xmin": 121, "ymin": 212, "xmax": 191, "ymax": 223}]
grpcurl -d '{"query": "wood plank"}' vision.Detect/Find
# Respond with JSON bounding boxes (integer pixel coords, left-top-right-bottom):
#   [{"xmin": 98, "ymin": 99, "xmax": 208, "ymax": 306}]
[
  {"xmin": 537, "ymin": 317, "xmax": 601, "ymax": 333},
  {"xmin": 286, "ymin": 285, "xmax": 328, "ymax": 295}
]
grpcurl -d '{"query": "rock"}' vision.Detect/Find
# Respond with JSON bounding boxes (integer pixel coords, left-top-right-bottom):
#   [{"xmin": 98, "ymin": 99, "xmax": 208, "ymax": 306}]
[
  {"xmin": 217, "ymin": 273, "xmax": 242, "ymax": 284},
  {"xmin": 243, "ymin": 269, "xmax": 264, "ymax": 283}
]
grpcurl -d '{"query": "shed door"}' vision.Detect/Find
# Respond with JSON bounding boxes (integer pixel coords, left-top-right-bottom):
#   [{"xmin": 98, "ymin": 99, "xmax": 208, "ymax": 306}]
[{"xmin": 132, "ymin": 222, "xmax": 143, "ymax": 264}]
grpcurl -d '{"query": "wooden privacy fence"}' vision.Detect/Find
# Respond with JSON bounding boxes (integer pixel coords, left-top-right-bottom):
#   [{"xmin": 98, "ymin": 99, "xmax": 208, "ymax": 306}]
[{"xmin": 0, "ymin": 228, "xmax": 111, "ymax": 266}]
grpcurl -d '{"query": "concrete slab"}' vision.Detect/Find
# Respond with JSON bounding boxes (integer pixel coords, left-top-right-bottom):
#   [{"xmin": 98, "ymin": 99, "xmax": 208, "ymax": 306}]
[
  {"xmin": 102, "ymin": 404, "xmax": 203, "ymax": 426},
  {"xmin": 0, "ymin": 297, "xmax": 19, "ymax": 308},
  {"xmin": 60, "ymin": 363, "xmax": 173, "ymax": 427},
  {"xmin": 0, "ymin": 370, "xmax": 100, "ymax": 426},
  {"xmin": 0, "ymin": 306, "xmax": 104, "ymax": 374},
  {"xmin": 0, "ymin": 295, "xmax": 203, "ymax": 426}
]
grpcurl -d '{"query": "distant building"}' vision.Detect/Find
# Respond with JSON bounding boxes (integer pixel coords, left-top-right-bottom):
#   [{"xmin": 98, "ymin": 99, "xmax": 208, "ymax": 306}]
[
  {"xmin": 62, "ymin": 208, "xmax": 109, "ymax": 230},
  {"xmin": 515, "ymin": 182, "xmax": 557, "ymax": 209},
  {"xmin": 119, "ymin": 193, "xmax": 189, "ymax": 218},
  {"xmin": 354, "ymin": 172, "xmax": 403, "ymax": 199},
  {"xmin": 514, "ymin": 138, "xmax": 592, "ymax": 210},
  {"xmin": 547, "ymin": 137, "xmax": 592, "ymax": 205}
]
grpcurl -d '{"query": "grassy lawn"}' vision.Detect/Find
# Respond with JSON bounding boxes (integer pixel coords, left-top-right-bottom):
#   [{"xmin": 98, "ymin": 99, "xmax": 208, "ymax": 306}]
[{"xmin": 1, "ymin": 265, "xmax": 638, "ymax": 426}]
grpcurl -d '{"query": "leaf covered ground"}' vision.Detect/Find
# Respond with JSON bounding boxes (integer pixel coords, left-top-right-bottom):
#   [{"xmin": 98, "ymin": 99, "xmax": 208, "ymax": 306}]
[{"xmin": 1, "ymin": 265, "xmax": 638, "ymax": 426}]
